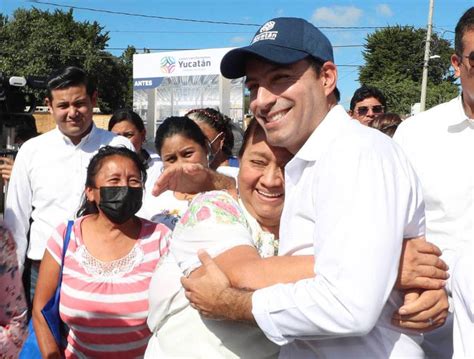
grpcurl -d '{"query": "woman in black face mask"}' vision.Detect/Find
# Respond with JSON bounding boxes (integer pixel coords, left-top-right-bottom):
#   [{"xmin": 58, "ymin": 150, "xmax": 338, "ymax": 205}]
[{"xmin": 33, "ymin": 146, "xmax": 171, "ymax": 358}]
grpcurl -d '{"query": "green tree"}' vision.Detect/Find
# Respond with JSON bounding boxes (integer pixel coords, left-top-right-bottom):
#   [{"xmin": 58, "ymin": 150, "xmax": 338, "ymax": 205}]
[
  {"xmin": 120, "ymin": 45, "xmax": 137, "ymax": 108},
  {"xmin": 358, "ymin": 26, "xmax": 459, "ymax": 115},
  {"xmin": 0, "ymin": 8, "xmax": 130, "ymax": 112}
]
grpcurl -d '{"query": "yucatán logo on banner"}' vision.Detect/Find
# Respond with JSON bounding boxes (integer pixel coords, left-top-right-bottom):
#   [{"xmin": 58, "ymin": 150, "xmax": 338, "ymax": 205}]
[
  {"xmin": 160, "ymin": 56, "xmax": 176, "ymax": 74},
  {"xmin": 252, "ymin": 20, "xmax": 278, "ymax": 44}
]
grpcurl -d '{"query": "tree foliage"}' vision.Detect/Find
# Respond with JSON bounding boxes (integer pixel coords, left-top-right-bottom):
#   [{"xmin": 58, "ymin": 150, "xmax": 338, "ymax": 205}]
[
  {"xmin": 358, "ymin": 26, "xmax": 459, "ymax": 114},
  {"xmin": 0, "ymin": 8, "xmax": 133, "ymax": 112}
]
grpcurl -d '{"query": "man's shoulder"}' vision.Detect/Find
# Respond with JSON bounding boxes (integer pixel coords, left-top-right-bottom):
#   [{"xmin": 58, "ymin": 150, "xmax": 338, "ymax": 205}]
[
  {"xmin": 18, "ymin": 129, "xmax": 58, "ymax": 153},
  {"xmin": 398, "ymin": 98, "xmax": 457, "ymax": 132},
  {"xmin": 333, "ymin": 120, "xmax": 396, "ymax": 155}
]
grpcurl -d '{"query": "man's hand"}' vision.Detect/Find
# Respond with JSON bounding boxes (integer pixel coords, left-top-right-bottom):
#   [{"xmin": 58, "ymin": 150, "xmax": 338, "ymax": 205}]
[
  {"xmin": 397, "ymin": 236, "xmax": 449, "ymax": 290},
  {"xmin": 181, "ymin": 250, "xmax": 254, "ymax": 322},
  {"xmin": 392, "ymin": 289, "xmax": 449, "ymax": 332},
  {"xmin": 0, "ymin": 157, "xmax": 14, "ymax": 181},
  {"xmin": 152, "ymin": 163, "xmax": 235, "ymax": 196},
  {"xmin": 181, "ymin": 250, "xmax": 232, "ymax": 318}
]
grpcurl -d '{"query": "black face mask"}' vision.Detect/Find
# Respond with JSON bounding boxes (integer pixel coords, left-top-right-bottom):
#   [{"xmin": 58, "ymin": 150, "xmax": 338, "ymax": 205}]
[{"xmin": 98, "ymin": 186, "xmax": 143, "ymax": 224}]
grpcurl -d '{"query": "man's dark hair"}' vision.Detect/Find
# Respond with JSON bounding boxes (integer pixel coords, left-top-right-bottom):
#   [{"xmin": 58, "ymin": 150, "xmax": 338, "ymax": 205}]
[
  {"xmin": 350, "ymin": 85, "xmax": 387, "ymax": 111},
  {"xmin": 455, "ymin": 7, "xmax": 474, "ymax": 56},
  {"xmin": 46, "ymin": 66, "xmax": 96, "ymax": 101}
]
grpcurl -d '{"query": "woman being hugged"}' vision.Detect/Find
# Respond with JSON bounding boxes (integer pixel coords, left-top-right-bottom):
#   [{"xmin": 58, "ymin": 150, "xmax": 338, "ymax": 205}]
[{"xmin": 33, "ymin": 146, "xmax": 170, "ymax": 358}]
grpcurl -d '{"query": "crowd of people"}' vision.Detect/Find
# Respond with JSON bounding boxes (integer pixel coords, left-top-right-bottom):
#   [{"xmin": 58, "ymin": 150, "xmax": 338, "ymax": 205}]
[{"xmin": 0, "ymin": 5, "xmax": 472, "ymax": 359}]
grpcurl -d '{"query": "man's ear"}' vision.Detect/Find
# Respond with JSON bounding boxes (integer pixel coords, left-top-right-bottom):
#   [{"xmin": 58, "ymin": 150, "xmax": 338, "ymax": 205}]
[
  {"xmin": 321, "ymin": 62, "xmax": 338, "ymax": 97},
  {"xmin": 91, "ymin": 90, "xmax": 98, "ymax": 108},
  {"xmin": 451, "ymin": 54, "xmax": 461, "ymax": 78},
  {"xmin": 45, "ymin": 97, "xmax": 53, "ymax": 113}
]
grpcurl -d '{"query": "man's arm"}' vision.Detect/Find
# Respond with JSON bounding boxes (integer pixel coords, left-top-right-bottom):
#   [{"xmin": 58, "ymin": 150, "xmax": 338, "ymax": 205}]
[
  {"xmin": 0, "ymin": 157, "xmax": 14, "ymax": 181},
  {"xmin": 152, "ymin": 163, "xmax": 235, "ymax": 196},
  {"xmin": 3, "ymin": 147, "xmax": 33, "ymax": 271},
  {"xmin": 192, "ymin": 245, "xmax": 315, "ymax": 290},
  {"xmin": 182, "ymin": 250, "xmax": 255, "ymax": 322}
]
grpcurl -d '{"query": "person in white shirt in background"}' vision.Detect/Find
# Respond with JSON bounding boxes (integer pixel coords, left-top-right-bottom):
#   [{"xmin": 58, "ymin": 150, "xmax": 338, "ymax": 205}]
[
  {"xmin": 179, "ymin": 17, "xmax": 450, "ymax": 358},
  {"xmin": 3, "ymin": 66, "xmax": 133, "ymax": 307},
  {"xmin": 393, "ymin": 7, "xmax": 474, "ymax": 358}
]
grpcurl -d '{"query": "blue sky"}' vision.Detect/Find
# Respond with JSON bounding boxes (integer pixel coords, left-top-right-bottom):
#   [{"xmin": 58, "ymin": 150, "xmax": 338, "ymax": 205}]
[{"xmin": 3, "ymin": 0, "xmax": 470, "ymax": 108}]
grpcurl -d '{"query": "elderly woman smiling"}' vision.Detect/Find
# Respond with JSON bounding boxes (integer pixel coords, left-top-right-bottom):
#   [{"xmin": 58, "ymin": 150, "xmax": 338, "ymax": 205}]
[{"xmin": 145, "ymin": 119, "xmax": 315, "ymax": 358}]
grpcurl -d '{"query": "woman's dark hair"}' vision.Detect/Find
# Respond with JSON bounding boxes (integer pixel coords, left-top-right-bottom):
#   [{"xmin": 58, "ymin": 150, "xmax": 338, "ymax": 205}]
[
  {"xmin": 108, "ymin": 109, "xmax": 145, "ymax": 132},
  {"xmin": 76, "ymin": 146, "xmax": 147, "ymax": 217},
  {"xmin": 238, "ymin": 117, "xmax": 265, "ymax": 158},
  {"xmin": 154, "ymin": 116, "xmax": 208, "ymax": 156},
  {"xmin": 46, "ymin": 66, "xmax": 96, "ymax": 101},
  {"xmin": 368, "ymin": 113, "xmax": 402, "ymax": 138},
  {"xmin": 185, "ymin": 108, "xmax": 234, "ymax": 157}
]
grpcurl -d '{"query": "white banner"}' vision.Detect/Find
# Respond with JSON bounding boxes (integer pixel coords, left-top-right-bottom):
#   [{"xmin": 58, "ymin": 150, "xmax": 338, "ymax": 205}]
[{"xmin": 133, "ymin": 48, "xmax": 234, "ymax": 79}]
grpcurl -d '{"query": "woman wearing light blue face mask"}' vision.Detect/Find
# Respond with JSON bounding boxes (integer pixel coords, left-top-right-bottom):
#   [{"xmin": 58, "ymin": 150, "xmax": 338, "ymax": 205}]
[
  {"xmin": 32, "ymin": 146, "xmax": 171, "ymax": 358},
  {"xmin": 186, "ymin": 108, "xmax": 240, "ymax": 178},
  {"xmin": 137, "ymin": 116, "xmax": 212, "ymax": 229}
]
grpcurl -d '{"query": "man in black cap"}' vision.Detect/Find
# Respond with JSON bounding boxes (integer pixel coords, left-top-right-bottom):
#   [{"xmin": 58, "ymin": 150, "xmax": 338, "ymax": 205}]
[{"xmin": 181, "ymin": 17, "xmax": 447, "ymax": 358}]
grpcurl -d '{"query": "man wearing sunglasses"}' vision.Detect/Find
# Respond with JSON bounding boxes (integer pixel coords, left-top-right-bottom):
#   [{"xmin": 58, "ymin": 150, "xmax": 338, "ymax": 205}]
[
  {"xmin": 349, "ymin": 85, "xmax": 387, "ymax": 125},
  {"xmin": 394, "ymin": 7, "xmax": 474, "ymax": 358}
]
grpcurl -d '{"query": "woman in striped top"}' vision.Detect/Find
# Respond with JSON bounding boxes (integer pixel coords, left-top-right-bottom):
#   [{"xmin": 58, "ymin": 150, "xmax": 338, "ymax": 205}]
[{"xmin": 33, "ymin": 146, "xmax": 170, "ymax": 358}]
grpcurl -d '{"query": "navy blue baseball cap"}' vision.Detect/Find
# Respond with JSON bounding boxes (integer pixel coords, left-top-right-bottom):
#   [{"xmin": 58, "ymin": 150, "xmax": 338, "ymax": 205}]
[{"xmin": 221, "ymin": 17, "xmax": 334, "ymax": 79}]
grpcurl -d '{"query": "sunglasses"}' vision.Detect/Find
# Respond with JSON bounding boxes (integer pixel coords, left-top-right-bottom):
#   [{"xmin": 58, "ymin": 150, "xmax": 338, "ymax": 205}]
[
  {"xmin": 356, "ymin": 105, "xmax": 384, "ymax": 116},
  {"xmin": 458, "ymin": 51, "xmax": 474, "ymax": 67}
]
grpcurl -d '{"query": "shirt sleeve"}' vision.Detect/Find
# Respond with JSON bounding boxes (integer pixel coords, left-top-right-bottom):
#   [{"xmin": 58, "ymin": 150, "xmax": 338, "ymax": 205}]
[
  {"xmin": 0, "ymin": 225, "xmax": 28, "ymax": 357},
  {"xmin": 3, "ymin": 144, "xmax": 34, "ymax": 272},
  {"xmin": 252, "ymin": 140, "xmax": 422, "ymax": 344},
  {"xmin": 171, "ymin": 191, "xmax": 254, "ymax": 275}
]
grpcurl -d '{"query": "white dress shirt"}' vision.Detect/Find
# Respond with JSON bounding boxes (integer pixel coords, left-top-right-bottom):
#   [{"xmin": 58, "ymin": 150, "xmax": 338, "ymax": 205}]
[
  {"xmin": 252, "ymin": 105, "xmax": 426, "ymax": 358},
  {"xmin": 4, "ymin": 124, "xmax": 133, "ymax": 269},
  {"xmin": 394, "ymin": 96, "xmax": 474, "ymax": 358},
  {"xmin": 394, "ymin": 96, "xmax": 474, "ymax": 283},
  {"xmin": 452, "ymin": 242, "xmax": 474, "ymax": 359}
]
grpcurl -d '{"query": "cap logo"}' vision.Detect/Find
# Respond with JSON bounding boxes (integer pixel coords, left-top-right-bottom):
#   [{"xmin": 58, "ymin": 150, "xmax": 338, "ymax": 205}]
[
  {"xmin": 252, "ymin": 21, "xmax": 278, "ymax": 44},
  {"xmin": 260, "ymin": 21, "xmax": 275, "ymax": 33}
]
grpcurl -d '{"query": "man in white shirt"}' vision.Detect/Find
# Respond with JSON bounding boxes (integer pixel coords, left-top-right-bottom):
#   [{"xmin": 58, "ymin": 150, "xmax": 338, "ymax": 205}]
[
  {"xmin": 393, "ymin": 7, "xmax": 474, "ymax": 357},
  {"xmin": 3, "ymin": 66, "xmax": 132, "ymax": 305},
  {"xmin": 180, "ymin": 17, "xmax": 450, "ymax": 358}
]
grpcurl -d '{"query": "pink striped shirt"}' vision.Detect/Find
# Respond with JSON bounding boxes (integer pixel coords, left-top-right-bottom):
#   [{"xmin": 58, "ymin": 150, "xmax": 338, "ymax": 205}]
[{"xmin": 46, "ymin": 216, "xmax": 170, "ymax": 358}]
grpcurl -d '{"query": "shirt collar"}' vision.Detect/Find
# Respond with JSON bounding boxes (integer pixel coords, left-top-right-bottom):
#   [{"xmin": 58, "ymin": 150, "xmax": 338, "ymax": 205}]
[
  {"xmin": 294, "ymin": 104, "xmax": 352, "ymax": 162},
  {"xmin": 57, "ymin": 122, "xmax": 98, "ymax": 147}
]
